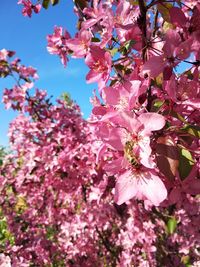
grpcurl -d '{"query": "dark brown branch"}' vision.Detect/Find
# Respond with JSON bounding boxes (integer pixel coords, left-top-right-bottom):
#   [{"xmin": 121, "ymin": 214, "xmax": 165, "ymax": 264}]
[
  {"xmin": 153, "ymin": 8, "xmax": 159, "ymax": 37},
  {"xmin": 138, "ymin": 0, "xmax": 147, "ymax": 61}
]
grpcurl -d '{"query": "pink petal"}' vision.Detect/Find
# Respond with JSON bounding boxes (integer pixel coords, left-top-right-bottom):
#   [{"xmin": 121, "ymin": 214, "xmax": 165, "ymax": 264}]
[
  {"xmin": 168, "ymin": 187, "xmax": 181, "ymax": 205},
  {"xmin": 96, "ymin": 144, "xmax": 107, "ymax": 163},
  {"xmin": 164, "ymin": 74, "xmax": 177, "ymax": 101},
  {"xmin": 114, "ymin": 170, "xmax": 138, "ymax": 205},
  {"xmin": 138, "ymin": 113, "xmax": 165, "ymax": 134},
  {"xmin": 107, "ymin": 128, "xmax": 124, "ymax": 151},
  {"xmin": 86, "ymin": 70, "xmax": 103, "ymax": 84},
  {"xmin": 104, "ymin": 157, "xmax": 124, "ymax": 174},
  {"xmin": 138, "ymin": 138, "xmax": 154, "ymax": 168},
  {"xmin": 139, "ymin": 172, "xmax": 167, "ymax": 206},
  {"xmin": 82, "ymin": 18, "xmax": 99, "ymax": 29},
  {"xmin": 187, "ymin": 179, "xmax": 200, "ymax": 195},
  {"xmin": 142, "ymin": 56, "xmax": 165, "ymax": 77},
  {"xmin": 182, "ymin": 99, "xmax": 200, "ymax": 109},
  {"xmin": 102, "ymin": 87, "xmax": 120, "ymax": 105},
  {"xmin": 169, "ymin": 7, "xmax": 187, "ymax": 28},
  {"xmin": 119, "ymin": 112, "xmax": 141, "ymax": 133}
]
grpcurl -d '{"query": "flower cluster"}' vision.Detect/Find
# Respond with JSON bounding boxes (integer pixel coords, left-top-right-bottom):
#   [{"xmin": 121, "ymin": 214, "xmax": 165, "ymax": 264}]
[
  {"xmin": 0, "ymin": 0, "xmax": 200, "ymax": 266},
  {"xmin": 0, "ymin": 50, "xmax": 38, "ymax": 111}
]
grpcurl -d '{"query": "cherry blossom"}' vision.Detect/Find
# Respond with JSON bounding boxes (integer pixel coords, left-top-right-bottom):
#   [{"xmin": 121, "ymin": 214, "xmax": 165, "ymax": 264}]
[
  {"xmin": 0, "ymin": 0, "xmax": 200, "ymax": 265},
  {"xmin": 47, "ymin": 26, "xmax": 71, "ymax": 67},
  {"xmin": 85, "ymin": 45, "xmax": 112, "ymax": 89},
  {"xmin": 66, "ymin": 30, "xmax": 92, "ymax": 58},
  {"xmin": 18, "ymin": 0, "xmax": 41, "ymax": 17}
]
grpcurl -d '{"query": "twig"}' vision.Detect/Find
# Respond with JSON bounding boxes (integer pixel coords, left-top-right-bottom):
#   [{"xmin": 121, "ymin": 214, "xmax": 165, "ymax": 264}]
[
  {"xmin": 153, "ymin": 8, "xmax": 159, "ymax": 37},
  {"xmin": 138, "ymin": 0, "xmax": 147, "ymax": 61}
]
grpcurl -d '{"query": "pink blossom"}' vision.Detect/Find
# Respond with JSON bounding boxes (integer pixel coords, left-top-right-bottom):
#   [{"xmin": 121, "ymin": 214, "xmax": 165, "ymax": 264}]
[
  {"xmin": 115, "ymin": 168, "xmax": 167, "ymax": 206},
  {"xmin": 18, "ymin": 0, "xmax": 41, "ymax": 17},
  {"xmin": 168, "ymin": 166, "xmax": 200, "ymax": 205},
  {"xmin": 3, "ymin": 83, "xmax": 33, "ymax": 110},
  {"xmin": 66, "ymin": 30, "xmax": 91, "ymax": 58},
  {"xmin": 19, "ymin": 65, "xmax": 38, "ymax": 80},
  {"xmin": 101, "ymin": 79, "xmax": 142, "ymax": 111},
  {"xmin": 142, "ymin": 29, "xmax": 192, "ymax": 78},
  {"xmin": 99, "ymin": 111, "xmax": 167, "ymax": 205},
  {"xmin": 115, "ymin": 0, "xmax": 140, "ymax": 44},
  {"xmin": 47, "ymin": 27, "xmax": 71, "ymax": 67},
  {"xmin": 85, "ymin": 46, "xmax": 112, "ymax": 89},
  {"xmin": 2, "ymin": 1, "xmax": 200, "ymax": 265},
  {"xmin": 0, "ymin": 254, "xmax": 11, "ymax": 267},
  {"xmin": 82, "ymin": 0, "xmax": 108, "ymax": 29},
  {"xmin": 0, "ymin": 49, "xmax": 9, "ymax": 60}
]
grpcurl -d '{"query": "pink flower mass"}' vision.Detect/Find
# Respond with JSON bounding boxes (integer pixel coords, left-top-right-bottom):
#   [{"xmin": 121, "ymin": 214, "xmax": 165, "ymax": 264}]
[
  {"xmin": 96, "ymin": 111, "xmax": 167, "ymax": 206},
  {"xmin": 0, "ymin": 0, "xmax": 200, "ymax": 266}
]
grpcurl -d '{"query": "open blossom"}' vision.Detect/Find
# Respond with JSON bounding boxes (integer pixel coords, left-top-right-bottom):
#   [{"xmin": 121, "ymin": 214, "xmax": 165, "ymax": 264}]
[
  {"xmin": 142, "ymin": 29, "xmax": 192, "ymax": 78},
  {"xmin": 82, "ymin": 0, "xmax": 110, "ymax": 30},
  {"xmin": 0, "ymin": 254, "xmax": 11, "ymax": 267},
  {"xmin": 0, "ymin": 49, "xmax": 11, "ymax": 60},
  {"xmin": 3, "ymin": 82, "xmax": 33, "ymax": 110},
  {"xmin": 18, "ymin": 0, "xmax": 41, "ymax": 17},
  {"xmin": 115, "ymin": 168, "xmax": 167, "ymax": 206},
  {"xmin": 18, "ymin": 65, "xmax": 39, "ymax": 80},
  {"xmin": 101, "ymin": 79, "xmax": 143, "ymax": 111},
  {"xmin": 85, "ymin": 45, "xmax": 112, "ymax": 89},
  {"xmin": 66, "ymin": 30, "xmax": 92, "ymax": 58},
  {"xmin": 47, "ymin": 26, "xmax": 71, "ymax": 67},
  {"xmin": 99, "ymin": 111, "xmax": 167, "ymax": 206}
]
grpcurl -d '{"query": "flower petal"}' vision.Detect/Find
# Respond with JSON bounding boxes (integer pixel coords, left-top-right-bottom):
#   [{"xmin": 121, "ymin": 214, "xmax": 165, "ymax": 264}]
[
  {"xmin": 142, "ymin": 56, "xmax": 165, "ymax": 77},
  {"xmin": 139, "ymin": 171, "xmax": 167, "ymax": 206},
  {"xmin": 138, "ymin": 113, "xmax": 165, "ymax": 134},
  {"xmin": 114, "ymin": 170, "xmax": 138, "ymax": 205}
]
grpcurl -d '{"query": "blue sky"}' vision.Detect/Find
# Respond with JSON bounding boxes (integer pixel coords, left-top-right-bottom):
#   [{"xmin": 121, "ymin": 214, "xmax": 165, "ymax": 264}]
[{"xmin": 0, "ymin": 1, "xmax": 95, "ymax": 146}]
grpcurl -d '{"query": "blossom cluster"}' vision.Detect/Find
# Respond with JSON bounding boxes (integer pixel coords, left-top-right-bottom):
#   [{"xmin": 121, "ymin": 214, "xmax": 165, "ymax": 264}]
[
  {"xmin": 0, "ymin": 49, "xmax": 38, "ymax": 111},
  {"xmin": 43, "ymin": 0, "xmax": 200, "ymax": 206},
  {"xmin": 0, "ymin": 0, "xmax": 199, "ymax": 266}
]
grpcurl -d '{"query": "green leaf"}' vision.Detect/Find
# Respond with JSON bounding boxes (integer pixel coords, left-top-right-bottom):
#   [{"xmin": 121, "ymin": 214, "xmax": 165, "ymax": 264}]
[
  {"xmin": 51, "ymin": 0, "xmax": 59, "ymax": 6},
  {"xmin": 119, "ymin": 40, "xmax": 136, "ymax": 55},
  {"xmin": 178, "ymin": 148, "xmax": 194, "ymax": 180},
  {"xmin": 114, "ymin": 64, "xmax": 124, "ymax": 71},
  {"xmin": 153, "ymin": 100, "xmax": 165, "ymax": 108},
  {"xmin": 163, "ymin": 21, "xmax": 174, "ymax": 33},
  {"xmin": 14, "ymin": 196, "xmax": 27, "ymax": 213},
  {"xmin": 156, "ymin": 137, "xmax": 179, "ymax": 180},
  {"xmin": 181, "ymin": 149, "xmax": 195, "ymax": 163},
  {"xmin": 167, "ymin": 217, "xmax": 177, "ymax": 234},
  {"xmin": 181, "ymin": 255, "xmax": 190, "ymax": 265},
  {"xmin": 46, "ymin": 226, "xmax": 57, "ymax": 240},
  {"xmin": 129, "ymin": 0, "xmax": 138, "ymax": 5},
  {"xmin": 170, "ymin": 111, "xmax": 186, "ymax": 123},
  {"xmin": 91, "ymin": 37, "xmax": 100, "ymax": 43},
  {"xmin": 124, "ymin": 40, "xmax": 136, "ymax": 51},
  {"xmin": 109, "ymin": 48, "xmax": 118, "ymax": 57},
  {"xmin": 0, "ymin": 60, "xmax": 8, "ymax": 67},
  {"xmin": 157, "ymin": 3, "xmax": 173, "ymax": 22},
  {"xmin": 155, "ymin": 73, "xmax": 163, "ymax": 88},
  {"xmin": 182, "ymin": 125, "xmax": 200, "ymax": 138},
  {"xmin": 42, "ymin": 0, "xmax": 51, "ymax": 9},
  {"xmin": 0, "ymin": 72, "xmax": 9, "ymax": 78}
]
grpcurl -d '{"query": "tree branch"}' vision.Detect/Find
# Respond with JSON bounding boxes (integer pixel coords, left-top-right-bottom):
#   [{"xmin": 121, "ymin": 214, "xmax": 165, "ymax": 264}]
[{"xmin": 138, "ymin": 0, "xmax": 147, "ymax": 61}]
